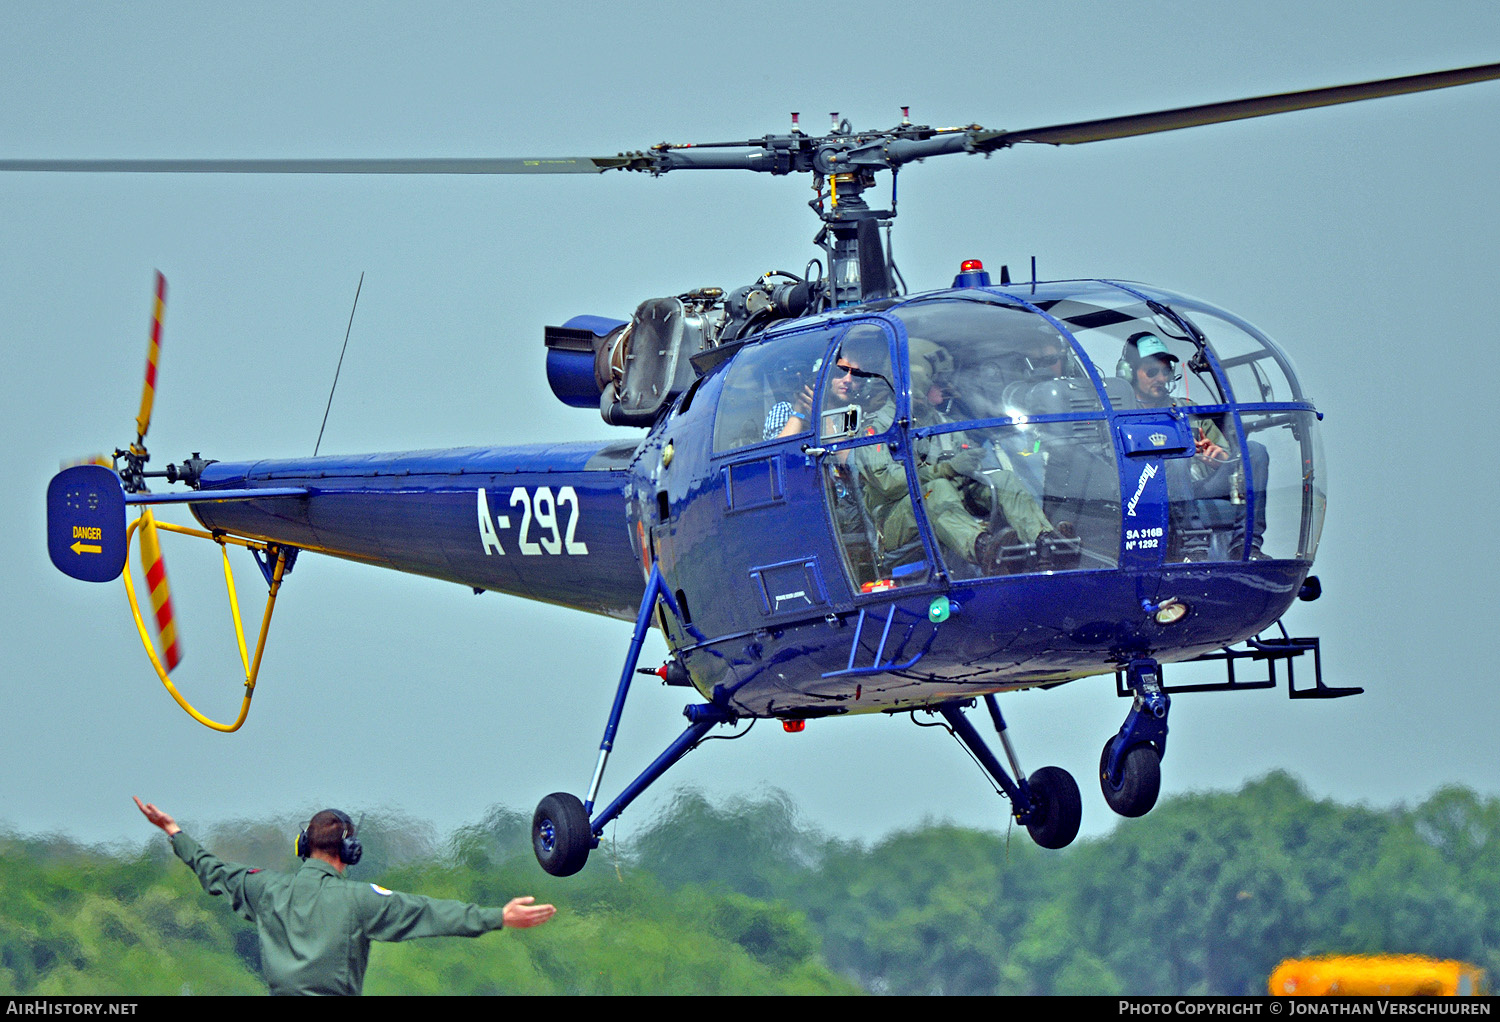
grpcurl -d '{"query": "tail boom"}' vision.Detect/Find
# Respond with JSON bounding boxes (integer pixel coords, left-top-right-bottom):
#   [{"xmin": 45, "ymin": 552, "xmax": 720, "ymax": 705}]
[{"xmin": 190, "ymin": 439, "xmax": 647, "ymax": 620}]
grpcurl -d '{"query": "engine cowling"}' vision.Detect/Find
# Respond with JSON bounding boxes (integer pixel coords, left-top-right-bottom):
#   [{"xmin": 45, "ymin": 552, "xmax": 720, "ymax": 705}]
[
  {"xmin": 545, "ymin": 295, "xmax": 724, "ymax": 426},
  {"xmin": 544, "ymin": 275, "xmax": 825, "ymax": 426}
]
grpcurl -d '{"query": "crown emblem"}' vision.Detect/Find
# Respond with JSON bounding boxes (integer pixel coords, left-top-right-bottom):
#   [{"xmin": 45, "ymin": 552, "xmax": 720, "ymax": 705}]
[{"xmin": 1148, "ymin": 432, "xmax": 1168, "ymax": 446}]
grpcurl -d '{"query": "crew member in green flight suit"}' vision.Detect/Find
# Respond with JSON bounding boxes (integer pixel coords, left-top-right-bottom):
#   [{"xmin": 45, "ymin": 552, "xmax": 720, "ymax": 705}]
[
  {"xmin": 824, "ymin": 330, "xmax": 1066, "ymax": 577},
  {"xmin": 135, "ymin": 796, "xmax": 555, "ymax": 995}
]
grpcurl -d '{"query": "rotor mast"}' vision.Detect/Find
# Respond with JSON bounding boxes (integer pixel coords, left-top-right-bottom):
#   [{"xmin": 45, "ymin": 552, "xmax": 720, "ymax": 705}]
[{"xmin": 640, "ymin": 111, "xmax": 976, "ymax": 304}]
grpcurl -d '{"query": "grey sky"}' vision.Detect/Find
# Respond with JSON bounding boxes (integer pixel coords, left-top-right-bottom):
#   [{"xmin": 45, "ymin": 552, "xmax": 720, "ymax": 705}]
[{"xmin": 3, "ymin": 1, "xmax": 1497, "ymax": 851}]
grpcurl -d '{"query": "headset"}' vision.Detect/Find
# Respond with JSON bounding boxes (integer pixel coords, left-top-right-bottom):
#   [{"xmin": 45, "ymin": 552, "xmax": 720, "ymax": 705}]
[
  {"xmin": 1118, "ymin": 330, "xmax": 1181, "ymax": 392},
  {"xmin": 295, "ymin": 808, "xmax": 363, "ymax": 865}
]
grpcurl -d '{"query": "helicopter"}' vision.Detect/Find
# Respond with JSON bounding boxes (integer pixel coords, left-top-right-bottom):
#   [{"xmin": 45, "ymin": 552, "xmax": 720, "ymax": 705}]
[{"xmin": 27, "ymin": 60, "xmax": 1500, "ymax": 875}]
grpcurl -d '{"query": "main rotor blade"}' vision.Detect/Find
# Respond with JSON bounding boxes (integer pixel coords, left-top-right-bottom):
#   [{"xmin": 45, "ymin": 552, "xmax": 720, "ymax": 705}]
[
  {"xmin": 0, "ymin": 156, "xmax": 638, "ymax": 174},
  {"xmin": 975, "ymin": 61, "xmax": 1500, "ymax": 149},
  {"xmin": 6, "ymin": 62, "xmax": 1496, "ymax": 180}
]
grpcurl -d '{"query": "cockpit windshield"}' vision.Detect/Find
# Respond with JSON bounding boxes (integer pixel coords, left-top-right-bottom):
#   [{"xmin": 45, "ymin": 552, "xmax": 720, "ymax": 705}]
[
  {"xmin": 890, "ymin": 299, "xmax": 1119, "ymax": 576},
  {"xmin": 1026, "ymin": 283, "xmax": 1222, "ymax": 408},
  {"xmin": 709, "ymin": 281, "xmax": 1323, "ymax": 600},
  {"xmin": 882, "ymin": 283, "xmax": 1321, "ymax": 579},
  {"xmin": 895, "ymin": 298, "xmax": 1097, "ymax": 417}
]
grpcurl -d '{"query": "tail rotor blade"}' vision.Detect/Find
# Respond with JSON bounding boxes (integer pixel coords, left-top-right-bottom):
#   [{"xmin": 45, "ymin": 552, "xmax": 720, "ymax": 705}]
[
  {"xmin": 134, "ymin": 271, "xmax": 166, "ymax": 448},
  {"xmin": 61, "ymin": 454, "xmax": 112, "ymax": 469},
  {"xmin": 139, "ymin": 508, "xmax": 182, "ymax": 672}
]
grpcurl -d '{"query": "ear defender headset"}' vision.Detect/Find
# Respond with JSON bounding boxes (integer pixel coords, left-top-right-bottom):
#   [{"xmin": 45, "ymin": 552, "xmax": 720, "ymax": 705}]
[
  {"xmin": 1118, "ymin": 331, "xmax": 1181, "ymax": 389},
  {"xmin": 294, "ymin": 809, "xmax": 364, "ymax": 865}
]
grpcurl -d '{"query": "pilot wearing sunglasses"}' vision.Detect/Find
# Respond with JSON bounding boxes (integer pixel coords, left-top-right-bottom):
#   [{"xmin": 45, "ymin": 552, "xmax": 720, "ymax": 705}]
[
  {"xmin": 1121, "ymin": 332, "xmax": 1227, "ymax": 462},
  {"xmin": 1120, "ymin": 331, "xmax": 1271, "ymax": 559}
]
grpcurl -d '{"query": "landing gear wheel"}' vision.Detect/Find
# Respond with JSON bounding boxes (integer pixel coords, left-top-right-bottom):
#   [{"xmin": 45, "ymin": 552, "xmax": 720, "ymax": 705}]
[
  {"xmin": 1099, "ymin": 741, "xmax": 1161, "ymax": 818},
  {"xmin": 532, "ymin": 792, "xmax": 593, "ymax": 877},
  {"xmin": 1022, "ymin": 766, "xmax": 1082, "ymax": 850}
]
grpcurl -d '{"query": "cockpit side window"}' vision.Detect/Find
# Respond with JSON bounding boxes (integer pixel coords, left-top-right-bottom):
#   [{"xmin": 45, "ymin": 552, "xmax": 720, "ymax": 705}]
[
  {"xmin": 818, "ymin": 323, "xmax": 897, "ymax": 440},
  {"xmin": 711, "ymin": 331, "xmax": 833, "ymax": 452},
  {"xmin": 887, "ymin": 300, "xmax": 1118, "ymax": 576},
  {"xmin": 815, "ymin": 322, "xmax": 933, "ymax": 592}
]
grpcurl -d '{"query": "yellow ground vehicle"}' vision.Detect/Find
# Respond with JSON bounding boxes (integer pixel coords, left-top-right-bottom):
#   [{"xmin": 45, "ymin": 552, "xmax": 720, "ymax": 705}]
[{"xmin": 1270, "ymin": 955, "xmax": 1489, "ymax": 996}]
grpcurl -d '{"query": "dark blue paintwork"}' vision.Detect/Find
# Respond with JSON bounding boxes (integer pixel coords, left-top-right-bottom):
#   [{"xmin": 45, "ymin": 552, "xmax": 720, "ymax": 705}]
[
  {"xmin": 619, "ymin": 282, "xmax": 1321, "ymax": 718},
  {"xmin": 191, "ymin": 440, "xmax": 647, "ymax": 620},
  {"xmin": 47, "ymin": 465, "xmax": 127, "ymax": 583},
  {"xmin": 546, "ymin": 315, "xmax": 627, "ymax": 409},
  {"xmin": 149, "ymin": 280, "xmax": 1319, "ymax": 724}
]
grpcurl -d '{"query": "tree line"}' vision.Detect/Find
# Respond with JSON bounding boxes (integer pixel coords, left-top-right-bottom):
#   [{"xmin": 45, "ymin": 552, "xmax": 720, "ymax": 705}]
[{"xmin": 3, "ymin": 771, "xmax": 1496, "ymax": 995}]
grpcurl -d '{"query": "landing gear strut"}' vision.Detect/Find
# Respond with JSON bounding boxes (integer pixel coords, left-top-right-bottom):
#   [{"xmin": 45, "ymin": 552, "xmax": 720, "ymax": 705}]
[
  {"xmin": 1100, "ymin": 658, "xmax": 1168, "ymax": 818},
  {"xmin": 938, "ymin": 695, "xmax": 1082, "ymax": 850},
  {"xmin": 531, "ymin": 564, "xmax": 736, "ymax": 876}
]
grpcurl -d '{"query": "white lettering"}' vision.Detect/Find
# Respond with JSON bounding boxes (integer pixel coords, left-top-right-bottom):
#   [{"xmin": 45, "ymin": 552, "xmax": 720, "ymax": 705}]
[
  {"xmin": 1118, "ymin": 1003, "xmax": 1276, "ymax": 1017},
  {"xmin": 510, "ymin": 487, "xmax": 543, "ymax": 555},
  {"xmin": 3, "ymin": 1008, "xmax": 141, "ymax": 1018},
  {"xmin": 532, "ymin": 486, "xmax": 564, "ymax": 555},
  {"xmin": 477, "ymin": 488, "xmax": 506, "ymax": 555},
  {"xmin": 1126, "ymin": 462, "xmax": 1159, "ymax": 518},
  {"xmin": 477, "ymin": 486, "xmax": 589, "ymax": 556},
  {"xmin": 559, "ymin": 486, "xmax": 589, "ymax": 554}
]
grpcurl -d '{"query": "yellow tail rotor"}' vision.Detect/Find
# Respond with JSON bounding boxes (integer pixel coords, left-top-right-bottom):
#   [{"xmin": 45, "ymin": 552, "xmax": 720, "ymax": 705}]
[
  {"xmin": 133, "ymin": 270, "xmax": 166, "ymax": 452},
  {"xmin": 121, "ymin": 272, "xmax": 183, "ymax": 672},
  {"xmin": 137, "ymin": 508, "xmax": 182, "ymax": 672},
  {"xmin": 48, "ymin": 272, "xmax": 304, "ymax": 732}
]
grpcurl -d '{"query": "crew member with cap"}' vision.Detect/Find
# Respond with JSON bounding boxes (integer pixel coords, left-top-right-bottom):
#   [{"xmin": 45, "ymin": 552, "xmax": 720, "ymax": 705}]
[
  {"xmin": 1121, "ymin": 331, "xmax": 1228, "ymax": 459},
  {"xmin": 1120, "ymin": 331, "xmax": 1267, "ymax": 558},
  {"xmin": 134, "ymin": 796, "xmax": 555, "ymax": 995}
]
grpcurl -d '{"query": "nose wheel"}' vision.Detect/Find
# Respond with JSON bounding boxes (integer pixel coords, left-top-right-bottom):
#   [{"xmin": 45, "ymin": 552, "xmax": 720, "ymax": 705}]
[
  {"xmin": 1099, "ymin": 741, "xmax": 1161, "ymax": 818},
  {"xmin": 1100, "ymin": 658, "xmax": 1169, "ymax": 818}
]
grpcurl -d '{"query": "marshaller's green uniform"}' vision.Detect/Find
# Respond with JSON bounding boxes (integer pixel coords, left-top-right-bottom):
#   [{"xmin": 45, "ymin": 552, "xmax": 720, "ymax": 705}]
[{"xmin": 170, "ymin": 831, "xmax": 508, "ymax": 995}]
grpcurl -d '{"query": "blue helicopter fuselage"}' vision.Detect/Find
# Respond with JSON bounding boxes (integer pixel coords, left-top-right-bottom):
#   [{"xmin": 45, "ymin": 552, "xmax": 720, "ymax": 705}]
[
  {"xmin": 192, "ymin": 279, "xmax": 1324, "ymax": 721},
  {"xmin": 192, "ymin": 439, "xmax": 646, "ymax": 619}
]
